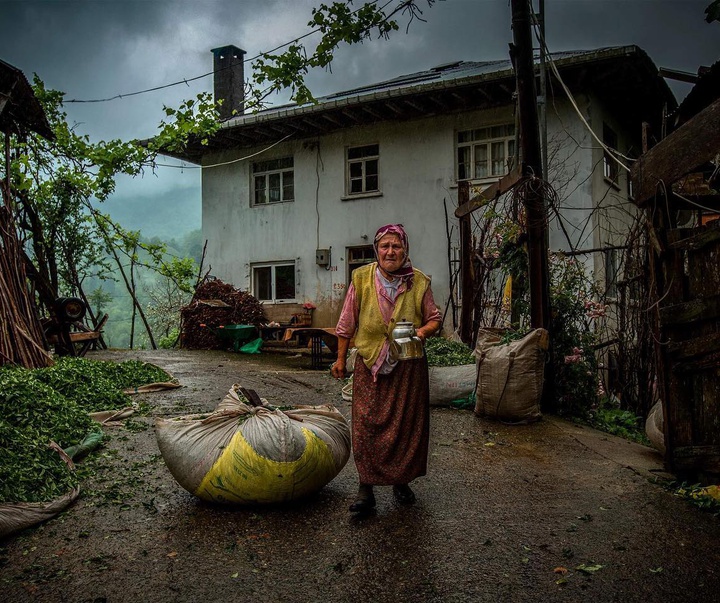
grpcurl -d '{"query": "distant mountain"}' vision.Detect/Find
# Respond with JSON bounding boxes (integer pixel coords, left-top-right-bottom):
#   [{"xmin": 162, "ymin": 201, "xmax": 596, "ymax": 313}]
[{"xmin": 101, "ymin": 183, "xmax": 201, "ymax": 240}]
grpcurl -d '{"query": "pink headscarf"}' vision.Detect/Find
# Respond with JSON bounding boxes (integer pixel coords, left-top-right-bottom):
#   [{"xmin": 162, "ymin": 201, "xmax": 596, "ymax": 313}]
[{"xmin": 374, "ymin": 223, "xmax": 415, "ymax": 288}]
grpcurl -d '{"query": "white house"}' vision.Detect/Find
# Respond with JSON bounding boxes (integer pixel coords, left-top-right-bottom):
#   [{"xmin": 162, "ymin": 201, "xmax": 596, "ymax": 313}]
[{"xmin": 164, "ymin": 45, "xmax": 675, "ymax": 330}]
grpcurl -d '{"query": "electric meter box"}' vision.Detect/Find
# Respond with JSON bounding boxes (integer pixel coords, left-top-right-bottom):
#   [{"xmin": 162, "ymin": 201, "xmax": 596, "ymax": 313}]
[{"xmin": 316, "ymin": 249, "xmax": 330, "ymax": 266}]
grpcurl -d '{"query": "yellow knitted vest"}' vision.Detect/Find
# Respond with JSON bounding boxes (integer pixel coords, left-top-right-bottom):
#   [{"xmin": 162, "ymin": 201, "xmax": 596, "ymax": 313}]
[{"xmin": 352, "ymin": 262, "xmax": 430, "ymax": 370}]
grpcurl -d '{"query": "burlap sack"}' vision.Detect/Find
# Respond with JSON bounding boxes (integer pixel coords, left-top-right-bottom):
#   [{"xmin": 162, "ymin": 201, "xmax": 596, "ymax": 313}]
[{"xmin": 474, "ymin": 328, "xmax": 548, "ymax": 423}]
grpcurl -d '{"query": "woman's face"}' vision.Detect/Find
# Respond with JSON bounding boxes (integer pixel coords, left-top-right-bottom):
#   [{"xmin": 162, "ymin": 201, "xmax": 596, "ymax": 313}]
[{"xmin": 376, "ymin": 233, "xmax": 406, "ymax": 274}]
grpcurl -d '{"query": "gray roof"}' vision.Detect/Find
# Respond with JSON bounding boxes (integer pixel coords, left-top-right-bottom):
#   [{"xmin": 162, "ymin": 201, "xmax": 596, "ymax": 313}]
[{"xmin": 164, "ymin": 45, "xmax": 676, "ymax": 163}]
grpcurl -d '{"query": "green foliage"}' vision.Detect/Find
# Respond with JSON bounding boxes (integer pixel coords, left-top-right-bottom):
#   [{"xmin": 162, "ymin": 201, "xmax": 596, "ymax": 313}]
[
  {"xmin": 0, "ymin": 421, "xmax": 79, "ymax": 504},
  {"xmin": 3, "ymin": 75, "xmax": 216, "ymax": 348},
  {"xmin": 670, "ymin": 482, "xmax": 720, "ymax": 515},
  {"xmin": 87, "ymin": 286, "xmax": 113, "ymax": 318},
  {"xmin": 250, "ymin": 1, "xmax": 431, "ymax": 106},
  {"xmin": 33, "ymin": 357, "xmax": 174, "ymax": 412},
  {"xmin": 146, "ymin": 95, "xmax": 220, "ymax": 154},
  {"xmin": 548, "ymin": 255, "xmax": 604, "ymax": 417},
  {"xmin": 158, "ymin": 329, "xmax": 181, "ymax": 349},
  {"xmin": 425, "ymin": 337, "xmax": 475, "ymax": 366},
  {"xmin": 587, "ymin": 401, "xmax": 650, "ymax": 446},
  {"xmin": 0, "ymin": 366, "xmax": 96, "ymax": 450}
]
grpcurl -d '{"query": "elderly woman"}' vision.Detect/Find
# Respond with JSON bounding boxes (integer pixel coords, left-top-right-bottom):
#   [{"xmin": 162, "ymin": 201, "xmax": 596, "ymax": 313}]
[{"xmin": 331, "ymin": 224, "xmax": 442, "ymax": 513}]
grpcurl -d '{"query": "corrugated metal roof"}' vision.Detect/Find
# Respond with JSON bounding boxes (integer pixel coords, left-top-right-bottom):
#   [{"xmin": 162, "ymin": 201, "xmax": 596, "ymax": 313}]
[
  {"xmin": 229, "ymin": 47, "xmax": 633, "ymax": 123},
  {"xmin": 162, "ymin": 45, "xmax": 676, "ymax": 163}
]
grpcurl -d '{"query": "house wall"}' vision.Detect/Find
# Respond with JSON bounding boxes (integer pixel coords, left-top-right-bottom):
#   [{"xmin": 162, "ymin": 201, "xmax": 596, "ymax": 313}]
[
  {"xmin": 588, "ymin": 93, "xmax": 641, "ymax": 289},
  {"xmin": 200, "ymin": 98, "xmax": 638, "ymax": 330},
  {"xmin": 546, "ymin": 93, "xmax": 595, "ymax": 253},
  {"xmin": 544, "ymin": 91, "xmax": 640, "ymax": 286}
]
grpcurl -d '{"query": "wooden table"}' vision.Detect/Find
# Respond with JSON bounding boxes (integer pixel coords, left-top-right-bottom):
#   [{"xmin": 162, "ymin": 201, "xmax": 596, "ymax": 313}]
[{"xmin": 282, "ymin": 327, "xmax": 338, "ymax": 369}]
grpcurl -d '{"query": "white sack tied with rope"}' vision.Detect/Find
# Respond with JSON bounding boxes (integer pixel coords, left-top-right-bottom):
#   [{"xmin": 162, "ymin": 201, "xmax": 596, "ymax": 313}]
[{"xmin": 155, "ymin": 385, "xmax": 351, "ymax": 504}]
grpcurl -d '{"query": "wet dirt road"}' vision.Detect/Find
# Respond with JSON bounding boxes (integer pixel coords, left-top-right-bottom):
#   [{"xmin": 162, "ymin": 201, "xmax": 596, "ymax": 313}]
[{"xmin": 1, "ymin": 349, "xmax": 718, "ymax": 603}]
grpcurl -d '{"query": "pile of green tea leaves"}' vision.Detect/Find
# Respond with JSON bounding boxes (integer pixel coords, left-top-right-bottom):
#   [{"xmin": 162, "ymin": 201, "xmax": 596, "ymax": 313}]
[
  {"xmin": 425, "ymin": 337, "xmax": 475, "ymax": 367},
  {"xmin": 33, "ymin": 357, "xmax": 173, "ymax": 413},
  {"xmin": 0, "ymin": 358, "xmax": 174, "ymax": 504}
]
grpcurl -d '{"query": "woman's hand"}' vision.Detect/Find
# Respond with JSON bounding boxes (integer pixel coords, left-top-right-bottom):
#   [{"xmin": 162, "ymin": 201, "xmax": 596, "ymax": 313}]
[
  {"xmin": 331, "ymin": 359, "xmax": 347, "ymax": 380},
  {"xmin": 416, "ymin": 320, "xmax": 441, "ymax": 344}
]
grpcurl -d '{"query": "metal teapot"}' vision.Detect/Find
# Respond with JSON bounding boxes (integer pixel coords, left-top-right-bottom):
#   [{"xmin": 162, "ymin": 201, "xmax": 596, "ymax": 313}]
[{"xmin": 388, "ymin": 320, "xmax": 424, "ymax": 361}]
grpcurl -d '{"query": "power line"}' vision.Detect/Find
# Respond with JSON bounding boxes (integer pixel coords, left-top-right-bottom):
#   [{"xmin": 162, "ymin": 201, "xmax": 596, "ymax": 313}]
[
  {"xmin": 155, "ymin": 132, "xmax": 294, "ymax": 169},
  {"xmin": 66, "ymin": 0, "xmax": 391, "ymax": 104},
  {"xmin": 529, "ymin": 6, "xmax": 633, "ymax": 173}
]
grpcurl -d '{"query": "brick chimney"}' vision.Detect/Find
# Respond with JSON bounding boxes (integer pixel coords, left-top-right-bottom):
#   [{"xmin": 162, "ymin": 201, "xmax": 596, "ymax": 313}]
[{"xmin": 211, "ymin": 45, "xmax": 246, "ymax": 120}]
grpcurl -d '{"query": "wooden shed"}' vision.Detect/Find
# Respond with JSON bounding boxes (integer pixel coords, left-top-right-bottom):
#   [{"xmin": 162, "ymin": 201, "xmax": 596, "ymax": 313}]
[
  {"xmin": 630, "ymin": 63, "xmax": 720, "ymax": 481},
  {"xmin": 0, "ymin": 58, "xmax": 54, "ymax": 368}
]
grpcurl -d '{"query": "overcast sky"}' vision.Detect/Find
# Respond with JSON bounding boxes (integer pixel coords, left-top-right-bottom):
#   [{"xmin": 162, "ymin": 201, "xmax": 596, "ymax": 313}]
[{"xmin": 0, "ymin": 0, "xmax": 717, "ymax": 236}]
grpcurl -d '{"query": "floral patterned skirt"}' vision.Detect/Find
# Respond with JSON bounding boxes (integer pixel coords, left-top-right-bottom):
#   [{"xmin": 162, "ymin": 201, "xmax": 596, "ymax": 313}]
[{"xmin": 351, "ymin": 356, "xmax": 430, "ymax": 485}]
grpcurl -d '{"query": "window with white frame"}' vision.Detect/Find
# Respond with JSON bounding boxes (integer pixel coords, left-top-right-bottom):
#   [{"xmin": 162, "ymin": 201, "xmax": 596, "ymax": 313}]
[
  {"xmin": 457, "ymin": 124, "xmax": 515, "ymax": 181},
  {"xmin": 602, "ymin": 123, "xmax": 619, "ymax": 184},
  {"xmin": 252, "ymin": 157, "xmax": 294, "ymax": 205},
  {"xmin": 252, "ymin": 261, "xmax": 296, "ymax": 302},
  {"xmin": 346, "ymin": 144, "xmax": 379, "ymax": 195}
]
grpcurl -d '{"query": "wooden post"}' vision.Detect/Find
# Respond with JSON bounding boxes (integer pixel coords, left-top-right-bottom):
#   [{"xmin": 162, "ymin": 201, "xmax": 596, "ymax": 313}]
[
  {"xmin": 459, "ymin": 181, "xmax": 473, "ymax": 344},
  {"xmin": 511, "ymin": 0, "xmax": 553, "ymax": 410},
  {"xmin": 511, "ymin": 0, "xmax": 551, "ymax": 334}
]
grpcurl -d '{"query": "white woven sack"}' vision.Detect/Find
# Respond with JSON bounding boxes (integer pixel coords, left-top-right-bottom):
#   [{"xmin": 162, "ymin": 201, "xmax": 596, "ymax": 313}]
[
  {"xmin": 645, "ymin": 400, "xmax": 665, "ymax": 455},
  {"xmin": 155, "ymin": 384, "xmax": 351, "ymax": 504},
  {"xmin": 429, "ymin": 364, "xmax": 476, "ymax": 406},
  {"xmin": 474, "ymin": 328, "xmax": 548, "ymax": 423},
  {"xmin": 346, "ymin": 348, "xmax": 358, "ymax": 373},
  {"xmin": 341, "ymin": 375, "xmax": 354, "ymax": 401}
]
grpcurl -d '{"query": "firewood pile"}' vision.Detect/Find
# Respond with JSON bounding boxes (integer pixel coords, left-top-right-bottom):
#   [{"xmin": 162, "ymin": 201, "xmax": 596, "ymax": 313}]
[
  {"xmin": 181, "ymin": 278, "xmax": 267, "ymax": 350},
  {"xmin": 0, "ymin": 205, "xmax": 53, "ymax": 368}
]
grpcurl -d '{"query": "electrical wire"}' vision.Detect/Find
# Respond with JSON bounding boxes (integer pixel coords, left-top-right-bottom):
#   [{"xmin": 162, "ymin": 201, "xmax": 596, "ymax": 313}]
[
  {"xmin": 154, "ymin": 132, "xmax": 294, "ymax": 170},
  {"xmin": 672, "ymin": 190, "xmax": 720, "ymax": 214},
  {"xmin": 66, "ymin": 0, "xmax": 395, "ymax": 104},
  {"xmin": 528, "ymin": 4, "xmax": 633, "ymax": 173}
]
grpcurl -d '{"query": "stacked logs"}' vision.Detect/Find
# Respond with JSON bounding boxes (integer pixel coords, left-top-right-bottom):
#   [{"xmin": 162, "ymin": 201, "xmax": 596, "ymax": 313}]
[{"xmin": 181, "ymin": 278, "xmax": 267, "ymax": 350}]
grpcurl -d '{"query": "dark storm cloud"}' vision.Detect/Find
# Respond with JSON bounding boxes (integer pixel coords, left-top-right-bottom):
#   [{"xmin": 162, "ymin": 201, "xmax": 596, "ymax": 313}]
[
  {"xmin": 2, "ymin": 0, "xmax": 717, "ymax": 139},
  {"xmin": 1, "ymin": 0, "xmax": 172, "ymax": 91},
  {"xmin": 544, "ymin": 0, "xmax": 717, "ymax": 72}
]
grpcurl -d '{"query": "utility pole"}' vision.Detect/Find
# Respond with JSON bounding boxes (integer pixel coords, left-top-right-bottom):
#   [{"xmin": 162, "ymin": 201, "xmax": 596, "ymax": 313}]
[
  {"xmin": 510, "ymin": 0, "xmax": 551, "ymax": 334},
  {"xmin": 537, "ymin": 0, "xmax": 548, "ymax": 179},
  {"xmin": 510, "ymin": 0, "xmax": 554, "ymax": 411},
  {"xmin": 458, "ymin": 181, "xmax": 473, "ymax": 344}
]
